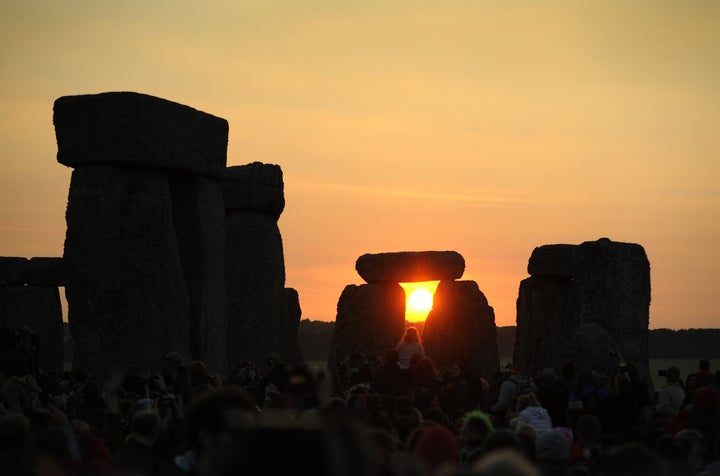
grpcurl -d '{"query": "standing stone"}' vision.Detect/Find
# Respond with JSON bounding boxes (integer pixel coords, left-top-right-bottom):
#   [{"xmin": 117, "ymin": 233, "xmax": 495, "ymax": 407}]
[
  {"xmin": 356, "ymin": 251, "xmax": 465, "ymax": 283},
  {"xmin": 514, "ymin": 238, "xmax": 651, "ymax": 384},
  {"xmin": 0, "ymin": 257, "xmax": 66, "ymax": 372},
  {"xmin": 224, "ymin": 163, "xmax": 290, "ymax": 366},
  {"xmin": 328, "ymin": 282, "xmax": 406, "ymax": 371},
  {"xmin": 422, "ymin": 280, "xmax": 500, "ymax": 379},
  {"xmin": 280, "ymin": 288, "xmax": 303, "ymax": 365},
  {"xmin": 63, "ymin": 165, "xmax": 191, "ymax": 372},
  {"xmin": 515, "ymin": 275, "xmax": 578, "ymax": 375},
  {"xmin": 168, "ymin": 175, "xmax": 228, "ymax": 373},
  {"xmin": 0, "ymin": 285, "xmax": 65, "ymax": 372}
]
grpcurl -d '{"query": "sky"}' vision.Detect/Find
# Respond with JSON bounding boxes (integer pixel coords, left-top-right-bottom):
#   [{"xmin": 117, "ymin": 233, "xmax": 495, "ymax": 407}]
[{"xmin": 1, "ymin": 1, "xmax": 718, "ymax": 329}]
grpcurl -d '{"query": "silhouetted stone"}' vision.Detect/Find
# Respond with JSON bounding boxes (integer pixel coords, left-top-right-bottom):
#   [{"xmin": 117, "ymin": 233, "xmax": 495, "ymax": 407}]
[
  {"xmin": 26, "ymin": 258, "xmax": 66, "ymax": 286},
  {"xmin": 224, "ymin": 163, "xmax": 288, "ymax": 366},
  {"xmin": 527, "ymin": 244, "xmax": 577, "ymax": 277},
  {"xmin": 514, "ymin": 238, "xmax": 651, "ymax": 386},
  {"xmin": 0, "ymin": 257, "xmax": 28, "ymax": 285},
  {"xmin": 54, "ymin": 92, "xmax": 228, "ymax": 179},
  {"xmin": 223, "ymin": 162, "xmax": 285, "ymax": 218},
  {"xmin": 328, "ymin": 282, "xmax": 406, "ymax": 370},
  {"xmin": 168, "ymin": 175, "xmax": 228, "ymax": 373},
  {"xmin": 279, "ymin": 288, "xmax": 303, "ymax": 365},
  {"xmin": 0, "ymin": 285, "xmax": 64, "ymax": 372},
  {"xmin": 63, "ymin": 164, "xmax": 191, "ymax": 372},
  {"xmin": 515, "ymin": 275, "xmax": 579, "ymax": 374},
  {"xmin": 422, "ymin": 280, "xmax": 500, "ymax": 379},
  {"xmin": 356, "ymin": 251, "xmax": 465, "ymax": 283}
]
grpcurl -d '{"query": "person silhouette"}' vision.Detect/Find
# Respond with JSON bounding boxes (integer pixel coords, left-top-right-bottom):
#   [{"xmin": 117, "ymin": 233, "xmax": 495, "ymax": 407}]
[{"xmin": 395, "ymin": 327, "xmax": 425, "ymax": 370}]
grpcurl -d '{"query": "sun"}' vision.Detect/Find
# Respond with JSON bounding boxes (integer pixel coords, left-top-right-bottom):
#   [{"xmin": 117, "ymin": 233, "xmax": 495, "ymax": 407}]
[
  {"xmin": 400, "ymin": 281, "xmax": 439, "ymax": 321},
  {"xmin": 409, "ymin": 288, "xmax": 433, "ymax": 312},
  {"xmin": 400, "ymin": 281, "xmax": 440, "ymax": 322}
]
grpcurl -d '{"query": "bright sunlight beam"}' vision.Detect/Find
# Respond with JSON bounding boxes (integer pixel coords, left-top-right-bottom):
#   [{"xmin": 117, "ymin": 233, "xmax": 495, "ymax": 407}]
[
  {"xmin": 400, "ymin": 281, "xmax": 440, "ymax": 322},
  {"xmin": 409, "ymin": 288, "xmax": 433, "ymax": 312}
]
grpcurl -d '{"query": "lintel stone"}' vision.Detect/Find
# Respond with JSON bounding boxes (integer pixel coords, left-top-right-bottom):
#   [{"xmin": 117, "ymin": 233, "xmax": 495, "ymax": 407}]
[
  {"xmin": 54, "ymin": 92, "xmax": 228, "ymax": 179},
  {"xmin": 26, "ymin": 257, "xmax": 66, "ymax": 286},
  {"xmin": 356, "ymin": 251, "xmax": 465, "ymax": 283},
  {"xmin": 0, "ymin": 257, "xmax": 28, "ymax": 285},
  {"xmin": 223, "ymin": 162, "xmax": 285, "ymax": 218}
]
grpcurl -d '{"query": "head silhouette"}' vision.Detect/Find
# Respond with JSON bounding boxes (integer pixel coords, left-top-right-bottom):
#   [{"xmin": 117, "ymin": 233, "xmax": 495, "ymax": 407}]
[{"xmin": 403, "ymin": 327, "xmax": 421, "ymax": 344}]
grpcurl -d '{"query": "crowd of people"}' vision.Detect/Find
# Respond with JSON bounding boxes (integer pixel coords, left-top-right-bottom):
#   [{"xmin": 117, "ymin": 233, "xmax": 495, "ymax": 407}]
[{"xmin": 1, "ymin": 324, "xmax": 720, "ymax": 476}]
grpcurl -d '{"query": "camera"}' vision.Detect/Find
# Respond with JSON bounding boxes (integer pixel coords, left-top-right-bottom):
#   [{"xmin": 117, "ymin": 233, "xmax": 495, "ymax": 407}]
[{"xmin": 658, "ymin": 369, "xmax": 666, "ymax": 377}]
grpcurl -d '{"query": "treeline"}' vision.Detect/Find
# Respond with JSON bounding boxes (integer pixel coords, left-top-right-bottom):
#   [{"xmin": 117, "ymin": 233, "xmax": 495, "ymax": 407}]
[
  {"xmin": 649, "ymin": 328, "xmax": 720, "ymax": 358},
  {"xmin": 298, "ymin": 321, "xmax": 720, "ymax": 362}
]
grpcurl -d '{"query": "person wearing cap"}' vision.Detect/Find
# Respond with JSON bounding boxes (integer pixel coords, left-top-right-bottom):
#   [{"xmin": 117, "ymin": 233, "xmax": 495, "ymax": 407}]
[{"xmin": 655, "ymin": 366, "xmax": 685, "ymax": 418}]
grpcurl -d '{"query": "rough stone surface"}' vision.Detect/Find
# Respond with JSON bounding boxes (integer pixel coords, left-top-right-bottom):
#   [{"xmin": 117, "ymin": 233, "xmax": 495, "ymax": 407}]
[
  {"xmin": 422, "ymin": 280, "xmax": 500, "ymax": 379},
  {"xmin": 222, "ymin": 163, "xmax": 285, "ymax": 218},
  {"xmin": 54, "ymin": 92, "xmax": 228, "ymax": 179},
  {"xmin": 279, "ymin": 288, "xmax": 303, "ymax": 365},
  {"xmin": 328, "ymin": 282, "xmax": 406, "ymax": 370},
  {"xmin": 514, "ymin": 276, "xmax": 579, "ymax": 376},
  {"xmin": 356, "ymin": 251, "xmax": 465, "ymax": 283},
  {"xmin": 26, "ymin": 258, "xmax": 66, "ymax": 286},
  {"xmin": 64, "ymin": 164, "xmax": 191, "ymax": 373},
  {"xmin": 527, "ymin": 244, "xmax": 578, "ymax": 277},
  {"xmin": 168, "ymin": 175, "xmax": 228, "ymax": 373},
  {"xmin": 0, "ymin": 285, "xmax": 65, "ymax": 372},
  {"xmin": 0, "ymin": 257, "xmax": 28, "ymax": 285},
  {"xmin": 225, "ymin": 210, "xmax": 286, "ymax": 366},
  {"xmin": 514, "ymin": 238, "xmax": 651, "ymax": 387}
]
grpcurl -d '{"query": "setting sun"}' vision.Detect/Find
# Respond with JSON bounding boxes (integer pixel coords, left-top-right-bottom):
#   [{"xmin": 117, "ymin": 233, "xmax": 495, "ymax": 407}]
[
  {"xmin": 409, "ymin": 288, "xmax": 433, "ymax": 312},
  {"xmin": 400, "ymin": 281, "xmax": 440, "ymax": 321}
]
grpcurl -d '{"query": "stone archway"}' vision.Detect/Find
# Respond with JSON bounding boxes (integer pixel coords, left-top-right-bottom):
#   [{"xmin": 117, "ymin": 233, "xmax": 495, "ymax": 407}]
[{"xmin": 328, "ymin": 251, "xmax": 500, "ymax": 378}]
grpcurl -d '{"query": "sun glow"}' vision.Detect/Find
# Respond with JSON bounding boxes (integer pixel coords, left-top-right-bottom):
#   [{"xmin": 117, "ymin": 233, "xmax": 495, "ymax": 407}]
[
  {"xmin": 409, "ymin": 289, "xmax": 433, "ymax": 312},
  {"xmin": 400, "ymin": 281, "xmax": 440, "ymax": 321}
]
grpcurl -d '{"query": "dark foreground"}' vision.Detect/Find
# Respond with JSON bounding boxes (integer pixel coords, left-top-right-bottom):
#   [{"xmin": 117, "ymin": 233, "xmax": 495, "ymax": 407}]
[{"xmin": 2, "ymin": 325, "xmax": 720, "ymax": 476}]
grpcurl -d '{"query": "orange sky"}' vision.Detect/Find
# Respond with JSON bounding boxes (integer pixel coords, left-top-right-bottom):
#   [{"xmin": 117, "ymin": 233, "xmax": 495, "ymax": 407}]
[{"xmin": 1, "ymin": 1, "xmax": 718, "ymax": 329}]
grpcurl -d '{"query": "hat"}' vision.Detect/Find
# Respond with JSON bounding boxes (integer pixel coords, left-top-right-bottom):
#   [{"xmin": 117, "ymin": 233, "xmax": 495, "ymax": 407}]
[{"xmin": 536, "ymin": 430, "xmax": 570, "ymax": 463}]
